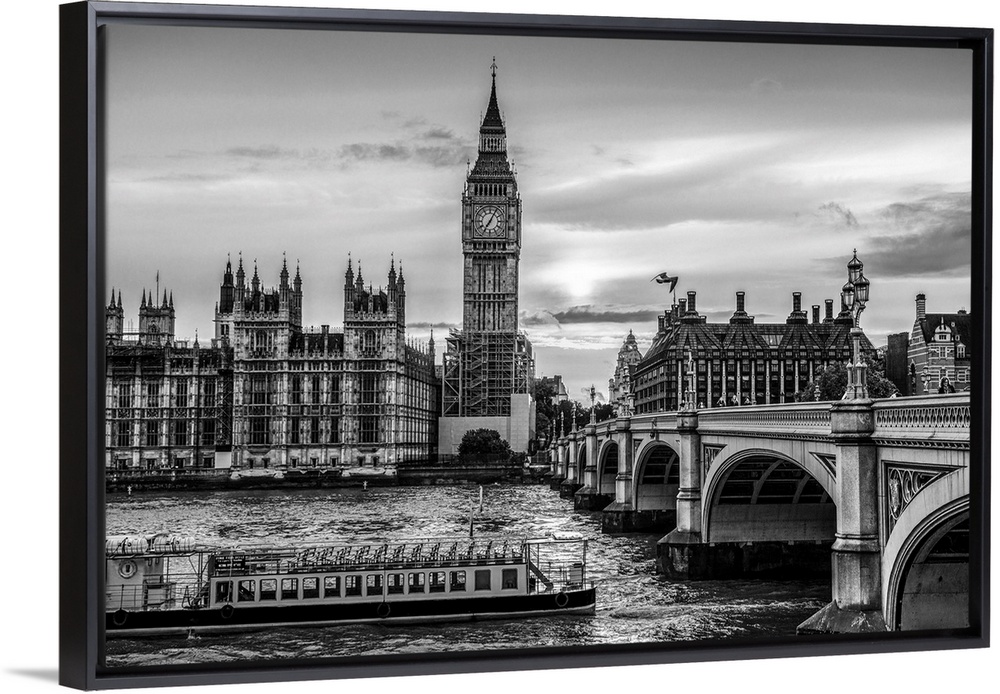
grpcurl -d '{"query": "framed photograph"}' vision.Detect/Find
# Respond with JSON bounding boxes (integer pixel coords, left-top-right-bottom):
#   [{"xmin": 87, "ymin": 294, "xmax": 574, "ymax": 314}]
[{"xmin": 60, "ymin": 1, "xmax": 991, "ymax": 690}]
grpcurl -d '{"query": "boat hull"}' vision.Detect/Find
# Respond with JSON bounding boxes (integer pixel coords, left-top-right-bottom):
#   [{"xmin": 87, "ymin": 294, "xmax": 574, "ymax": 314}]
[{"xmin": 107, "ymin": 586, "xmax": 596, "ymax": 636}]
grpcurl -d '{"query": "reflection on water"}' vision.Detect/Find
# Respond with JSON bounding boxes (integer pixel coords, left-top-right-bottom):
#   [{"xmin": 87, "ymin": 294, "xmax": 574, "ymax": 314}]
[{"xmin": 105, "ymin": 484, "xmax": 830, "ymax": 667}]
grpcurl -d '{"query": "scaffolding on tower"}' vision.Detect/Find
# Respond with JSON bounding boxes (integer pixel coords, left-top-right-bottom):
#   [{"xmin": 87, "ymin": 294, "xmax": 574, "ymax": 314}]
[{"xmin": 442, "ymin": 329, "xmax": 534, "ymax": 418}]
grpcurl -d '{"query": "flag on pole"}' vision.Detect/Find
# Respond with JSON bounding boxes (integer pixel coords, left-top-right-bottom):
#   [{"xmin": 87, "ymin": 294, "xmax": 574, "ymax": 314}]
[{"xmin": 650, "ymin": 273, "xmax": 678, "ymax": 291}]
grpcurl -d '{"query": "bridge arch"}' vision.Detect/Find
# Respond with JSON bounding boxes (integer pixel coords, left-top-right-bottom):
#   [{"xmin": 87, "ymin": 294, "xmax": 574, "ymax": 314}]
[
  {"xmin": 883, "ymin": 468, "xmax": 968, "ymax": 631},
  {"xmin": 576, "ymin": 442, "xmax": 587, "ymax": 481},
  {"xmin": 596, "ymin": 439, "xmax": 619, "ymax": 496},
  {"xmin": 632, "ymin": 440, "xmax": 680, "ymax": 512},
  {"xmin": 702, "ymin": 448, "xmax": 836, "ymax": 545}
]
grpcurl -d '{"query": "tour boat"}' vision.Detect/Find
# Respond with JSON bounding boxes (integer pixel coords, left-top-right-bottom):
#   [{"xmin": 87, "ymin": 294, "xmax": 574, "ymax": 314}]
[{"xmin": 105, "ymin": 533, "xmax": 596, "ymax": 635}]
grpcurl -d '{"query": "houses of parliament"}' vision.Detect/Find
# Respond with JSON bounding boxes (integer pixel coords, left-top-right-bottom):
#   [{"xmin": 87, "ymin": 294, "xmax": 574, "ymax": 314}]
[{"xmin": 104, "ymin": 61, "xmax": 535, "ymax": 474}]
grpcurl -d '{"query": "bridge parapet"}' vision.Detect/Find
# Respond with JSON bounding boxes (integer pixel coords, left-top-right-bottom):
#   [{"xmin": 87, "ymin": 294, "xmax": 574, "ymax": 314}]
[
  {"xmin": 872, "ymin": 393, "xmax": 970, "ymax": 449},
  {"xmin": 695, "ymin": 402, "xmax": 832, "ymax": 441}
]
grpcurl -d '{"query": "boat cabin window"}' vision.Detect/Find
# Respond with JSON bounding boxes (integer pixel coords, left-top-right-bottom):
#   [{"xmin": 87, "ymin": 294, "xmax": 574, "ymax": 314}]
[
  {"xmin": 449, "ymin": 571, "xmax": 466, "ymax": 591},
  {"xmin": 324, "ymin": 576, "xmax": 341, "ymax": 598},
  {"xmin": 365, "ymin": 574, "xmax": 383, "ymax": 597},
  {"xmin": 215, "ymin": 580, "xmax": 233, "ymax": 604},
  {"xmin": 408, "ymin": 572, "xmax": 426, "ymax": 593},
  {"xmin": 237, "ymin": 580, "xmax": 256, "ymax": 602},
  {"xmin": 345, "ymin": 575, "xmax": 362, "ymax": 596},
  {"xmin": 281, "ymin": 578, "xmax": 298, "ymax": 600},
  {"xmin": 260, "ymin": 579, "xmax": 277, "ymax": 601},
  {"xmin": 475, "ymin": 570, "xmax": 491, "ymax": 591},
  {"xmin": 302, "ymin": 577, "xmax": 319, "ymax": 599},
  {"xmin": 387, "ymin": 573, "xmax": 404, "ymax": 594},
  {"xmin": 502, "ymin": 569, "xmax": 518, "ymax": 590},
  {"xmin": 429, "ymin": 571, "xmax": 446, "ymax": 593}
]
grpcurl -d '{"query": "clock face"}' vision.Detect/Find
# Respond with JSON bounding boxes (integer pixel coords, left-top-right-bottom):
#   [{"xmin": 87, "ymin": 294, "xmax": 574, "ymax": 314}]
[{"xmin": 474, "ymin": 206, "xmax": 505, "ymax": 238}]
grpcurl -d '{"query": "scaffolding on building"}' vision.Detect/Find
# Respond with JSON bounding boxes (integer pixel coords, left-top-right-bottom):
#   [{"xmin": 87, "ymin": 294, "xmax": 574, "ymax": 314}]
[{"xmin": 442, "ymin": 329, "xmax": 534, "ymax": 418}]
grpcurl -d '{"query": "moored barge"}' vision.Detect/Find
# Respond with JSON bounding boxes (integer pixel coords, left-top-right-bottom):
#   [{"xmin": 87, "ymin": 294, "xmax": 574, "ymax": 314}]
[{"xmin": 106, "ymin": 534, "xmax": 596, "ymax": 635}]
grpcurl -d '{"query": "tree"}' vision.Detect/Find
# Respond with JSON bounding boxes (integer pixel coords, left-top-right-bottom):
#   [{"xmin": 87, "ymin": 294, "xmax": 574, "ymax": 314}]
[
  {"xmin": 457, "ymin": 428, "xmax": 512, "ymax": 461},
  {"xmin": 796, "ymin": 352, "xmax": 899, "ymax": 401},
  {"xmin": 533, "ymin": 380, "xmax": 558, "ymax": 448}
]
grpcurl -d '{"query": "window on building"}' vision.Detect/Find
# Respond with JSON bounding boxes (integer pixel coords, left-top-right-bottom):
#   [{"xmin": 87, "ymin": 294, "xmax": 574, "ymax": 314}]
[
  {"xmin": 475, "ymin": 570, "xmax": 491, "ymax": 591},
  {"xmin": 365, "ymin": 574, "xmax": 383, "ymax": 597},
  {"xmin": 249, "ymin": 417, "xmax": 270, "ymax": 445},
  {"xmin": 201, "ymin": 419, "xmax": 216, "ymax": 446},
  {"xmin": 302, "ymin": 577, "xmax": 319, "ymax": 599},
  {"xmin": 290, "ymin": 375, "xmax": 302, "ymax": 405},
  {"xmin": 360, "ymin": 416, "xmax": 378, "ymax": 444},
  {"xmin": 172, "ymin": 420, "xmax": 188, "ymax": 446},
  {"xmin": 203, "ymin": 379, "xmax": 216, "ymax": 406},
  {"xmin": 290, "ymin": 417, "xmax": 300, "ymax": 445},
  {"xmin": 502, "ymin": 569, "xmax": 518, "ymax": 590},
  {"xmin": 449, "ymin": 571, "xmax": 466, "ymax": 591},
  {"xmin": 174, "ymin": 380, "xmax": 188, "ymax": 408},
  {"xmin": 310, "ymin": 417, "xmax": 320, "ymax": 445},
  {"xmin": 311, "ymin": 374, "xmax": 321, "ymax": 404},
  {"xmin": 115, "ymin": 422, "xmax": 131, "ymax": 448}
]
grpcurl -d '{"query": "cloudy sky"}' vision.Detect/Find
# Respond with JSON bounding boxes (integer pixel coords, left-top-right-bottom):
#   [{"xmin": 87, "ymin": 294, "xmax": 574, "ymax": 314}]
[{"xmin": 104, "ymin": 23, "xmax": 972, "ymax": 397}]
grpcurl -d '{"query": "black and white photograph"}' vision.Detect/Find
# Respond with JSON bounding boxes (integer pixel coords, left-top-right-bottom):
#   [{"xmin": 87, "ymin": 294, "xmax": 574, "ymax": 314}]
[
  {"xmin": 8, "ymin": 1, "xmax": 993, "ymax": 693},
  {"xmin": 97, "ymin": 6, "xmax": 982, "ymax": 668}
]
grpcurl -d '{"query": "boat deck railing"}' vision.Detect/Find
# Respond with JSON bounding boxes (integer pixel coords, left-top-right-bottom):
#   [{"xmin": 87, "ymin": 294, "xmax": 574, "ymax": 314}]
[{"xmin": 211, "ymin": 538, "xmax": 534, "ymax": 577}]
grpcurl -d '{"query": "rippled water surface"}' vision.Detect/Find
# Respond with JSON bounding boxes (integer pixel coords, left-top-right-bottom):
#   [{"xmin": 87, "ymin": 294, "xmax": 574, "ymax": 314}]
[{"xmin": 105, "ymin": 484, "xmax": 830, "ymax": 667}]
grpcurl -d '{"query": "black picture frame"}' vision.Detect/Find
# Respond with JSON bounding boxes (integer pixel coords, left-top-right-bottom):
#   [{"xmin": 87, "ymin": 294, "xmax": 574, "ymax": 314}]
[{"xmin": 59, "ymin": 1, "xmax": 992, "ymax": 690}]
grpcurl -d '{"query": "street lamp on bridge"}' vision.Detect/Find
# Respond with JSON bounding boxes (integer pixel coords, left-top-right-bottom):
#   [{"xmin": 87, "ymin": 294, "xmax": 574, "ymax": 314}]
[{"xmin": 841, "ymin": 249, "xmax": 871, "ymax": 400}]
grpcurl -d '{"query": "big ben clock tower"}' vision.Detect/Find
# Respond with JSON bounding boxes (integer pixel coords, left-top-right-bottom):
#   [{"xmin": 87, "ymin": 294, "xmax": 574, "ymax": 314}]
[
  {"xmin": 461, "ymin": 58, "xmax": 522, "ymax": 333},
  {"xmin": 441, "ymin": 60, "xmax": 535, "ymax": 452}
]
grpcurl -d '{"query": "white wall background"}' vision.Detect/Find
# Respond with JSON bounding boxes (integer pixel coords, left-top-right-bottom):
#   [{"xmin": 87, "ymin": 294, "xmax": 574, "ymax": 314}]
[{"xmin": 2, "ymin": 1, "xmax": 995, "ymax": 693}]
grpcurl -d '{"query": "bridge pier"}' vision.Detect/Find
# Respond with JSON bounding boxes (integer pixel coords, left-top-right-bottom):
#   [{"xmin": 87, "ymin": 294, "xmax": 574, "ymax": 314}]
[
  {"xmin": 602, "ymin": 419, "xmax": 637, "ymax": 531},
  {"xmin": 575, "ymin": 423, "xmax": 611, "ymax": 511},
  {"xmin": 799, "ymin": 399, "xmax": 886, "ymax": 633},
  {"xmin": 558, "ymin": 433, "xmax": 583, "ymax": 498},
  {"xmin": 657, "ymin": 410, "xmax": 707, "ymax": 575},
  {"xmin": 548, "ymin": 440, "xmax": 566, "ymax": 490}
]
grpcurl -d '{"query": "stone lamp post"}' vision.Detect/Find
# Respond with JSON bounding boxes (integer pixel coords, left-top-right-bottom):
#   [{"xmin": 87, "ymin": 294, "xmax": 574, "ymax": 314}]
[{"xmin": 841, "ymin": 249, "xmax": 871, "ymax": 400}]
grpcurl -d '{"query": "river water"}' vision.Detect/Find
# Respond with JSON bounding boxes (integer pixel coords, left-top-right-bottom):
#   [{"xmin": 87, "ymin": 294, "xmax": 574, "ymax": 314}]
[{"xmin": 104, "ymin": 484, "xmax": 830, "ymax": 668}]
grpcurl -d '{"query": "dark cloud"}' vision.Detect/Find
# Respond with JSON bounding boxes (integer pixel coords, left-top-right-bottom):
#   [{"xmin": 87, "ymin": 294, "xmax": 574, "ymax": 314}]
[
  {"xmin": 337, "ymin": 121, "xmax": 474, "ymax": 168},
  {"xmin": 139, "ymin": 172, "xmax": 234, "ymax": 183},
  {"xmin": 422, "ymin": 127, "xmax": 458, "ymax": 140},
  {"xmin": 407, "ymin": 321, "xmax": 457, "ymax": 330},
  {"xmin": 339, "ymin": 143, "xmax": 411, "ymax": 162},
  {"xmin": 224, "ymin": 145, "xmax": 299, "ymax": 160},
  {"xmin": 862, "ymin": 192, "xmax": 971, "ymax": 276},
  {"xmin": 550, "ymin": 305, "xmax": 662, "ymax": 325},
  {"xmin": 750, "ymin": 77, "xmax": 784, "ymax": 96},
  {"xmin": 819, "ymin": 201, "xmax": 859, "ymax": 228}
]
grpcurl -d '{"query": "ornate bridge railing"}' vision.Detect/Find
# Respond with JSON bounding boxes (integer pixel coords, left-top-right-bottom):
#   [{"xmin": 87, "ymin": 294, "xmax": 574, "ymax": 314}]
[
  {"xmin": 872, "ymin": 393, "xmax": 971, "ymax": 450},
  {"xmin": 694, "ymin": 401, "xmax": 832, "ymax": 442}
]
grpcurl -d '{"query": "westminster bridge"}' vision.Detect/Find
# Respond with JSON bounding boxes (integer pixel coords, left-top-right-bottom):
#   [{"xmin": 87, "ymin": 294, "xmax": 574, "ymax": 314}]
[{"xmin": 548, "ymin": 393, "xmax": 972, "ymax": 633}]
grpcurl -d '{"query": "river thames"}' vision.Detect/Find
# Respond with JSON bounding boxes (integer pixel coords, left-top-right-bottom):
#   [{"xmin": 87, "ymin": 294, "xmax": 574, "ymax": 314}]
[{"xmin": 105, "ymin": 483, "xmax": 830, "ymax": 667}]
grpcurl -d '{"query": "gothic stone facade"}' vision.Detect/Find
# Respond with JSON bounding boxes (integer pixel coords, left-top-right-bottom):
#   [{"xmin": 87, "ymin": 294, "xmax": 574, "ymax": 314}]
[
  {"xmin": 104, "ymin": 258, "xmax": 439, "ymax": 474},
  {"xmin": 105, "ymin": 289, "xmax": 235, "ymax": 471}
]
